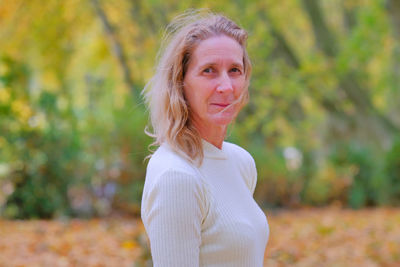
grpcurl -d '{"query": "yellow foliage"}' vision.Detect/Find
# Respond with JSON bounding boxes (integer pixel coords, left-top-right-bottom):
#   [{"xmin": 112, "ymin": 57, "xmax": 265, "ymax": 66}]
[
  {"xmin": 1, "ymin": 209, "xmax": 400, "ymax": 266},
  {"xmin": 42, "ymin": 70, "xmax": 60, "ymax": 92},
  {"xmin": 305, "ymin": 163, "xmax": 354, "ymax": 204},
  {"xmin": 373, "ymin": 94, "xmax": 385, "ymax": 110},
  {"xmin": 11, "ymin": 99, "xmax": 33, "ymax": 122},
  {"xmin": 0, "ymin": 88, "xmax": 10, "ymax": 103},
  {"xmin": 121, "ymin": 240, "xmax": 138, "ymax": 250},
  {"xmin": 0, "ymin": 62, "xmax": 10, "ymax": 76},
  {"xmin": 0, "ymin": 136, "xmax": 6, "ymax": 148}
]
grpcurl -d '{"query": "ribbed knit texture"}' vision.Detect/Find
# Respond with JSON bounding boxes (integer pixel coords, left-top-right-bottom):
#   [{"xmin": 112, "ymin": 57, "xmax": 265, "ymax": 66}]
[{"xmin": 141, "ymin": 140, "xmax": 269, "ymax": 267}]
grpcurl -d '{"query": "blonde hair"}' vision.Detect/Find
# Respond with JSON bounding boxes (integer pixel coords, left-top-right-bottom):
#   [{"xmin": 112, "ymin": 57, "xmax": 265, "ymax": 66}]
[{"xmin": 143, "ymin": 10, "xmax": 252, "ymax": 163}]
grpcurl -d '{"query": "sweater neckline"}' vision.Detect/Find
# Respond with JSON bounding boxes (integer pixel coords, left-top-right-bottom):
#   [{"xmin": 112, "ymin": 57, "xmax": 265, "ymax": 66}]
[{"xmin": 202, "ymin": 139, "xmax": 227, "ymax": 160}]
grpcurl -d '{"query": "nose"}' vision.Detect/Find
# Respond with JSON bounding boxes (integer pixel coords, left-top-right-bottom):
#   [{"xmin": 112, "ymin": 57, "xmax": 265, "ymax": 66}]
[{"xmin": 216, "ymin": 72, "xmax": 233, "ymax": 93}]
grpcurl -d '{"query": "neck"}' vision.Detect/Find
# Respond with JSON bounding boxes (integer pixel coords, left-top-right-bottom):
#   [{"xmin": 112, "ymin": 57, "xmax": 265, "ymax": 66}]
[{"xmin": 194, "ymin": 122, "xmax": 227, "ymax": 149}]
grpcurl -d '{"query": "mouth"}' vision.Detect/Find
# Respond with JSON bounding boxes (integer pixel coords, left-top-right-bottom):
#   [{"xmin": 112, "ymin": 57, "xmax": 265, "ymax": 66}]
[{"xmin": 211, "ymin": 103, "xmax": 231, "ymax": 108}]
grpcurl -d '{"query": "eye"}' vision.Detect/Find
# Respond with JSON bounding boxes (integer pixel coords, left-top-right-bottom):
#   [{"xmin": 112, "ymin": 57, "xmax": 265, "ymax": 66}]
[
  {"xmin": 203, "ymin": 67, "xmax": 213, "ymax": 73},
  {"xmin": 230, "ymin": 67, "xmax": 242, "ymax": 74}
]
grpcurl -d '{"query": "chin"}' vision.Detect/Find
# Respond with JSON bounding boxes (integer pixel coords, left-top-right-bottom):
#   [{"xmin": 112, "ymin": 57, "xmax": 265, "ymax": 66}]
[{"xmin": 209, "ymin": 114, "xmax": 236, "ymax": 126}]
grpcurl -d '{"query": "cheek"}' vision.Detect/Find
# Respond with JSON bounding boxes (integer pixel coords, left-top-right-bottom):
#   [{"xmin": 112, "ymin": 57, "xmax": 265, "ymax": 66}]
[
  {"xmin": 186, "ymin": 83, "xmax": 214, "ymax": 105},
  {"xmin": 183, "ymin": 85, "xmax": 202, "ymax": 111},
  {"xmin": 234, "ymin": 79, "xmax": 246, "ymax": 96}
]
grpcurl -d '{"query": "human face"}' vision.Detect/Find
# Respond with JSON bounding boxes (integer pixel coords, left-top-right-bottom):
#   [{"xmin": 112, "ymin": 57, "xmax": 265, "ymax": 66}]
[{"xmin": 183, "ymin": 35, "xmax": 246, "ymax": 133}]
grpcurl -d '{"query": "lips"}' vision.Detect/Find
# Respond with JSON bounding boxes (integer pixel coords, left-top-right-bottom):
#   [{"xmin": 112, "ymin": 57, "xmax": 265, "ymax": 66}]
[{"xmin": 211, "ymin": 103, "xmax": 231, "ymax": 108}]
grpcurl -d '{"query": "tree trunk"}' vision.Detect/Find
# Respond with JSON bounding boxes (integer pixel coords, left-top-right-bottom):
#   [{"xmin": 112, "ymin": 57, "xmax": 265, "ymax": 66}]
[
  {"xmin": 386, "ymin": 0, "xmax": 400, "ymax": 126},
  {"xmin": 301, "ymin": 0, "xmax": 399, "ymax": 141},
  {"xmin": 91, "ymin": 0, "xmax": 140, "ymax": 102}
]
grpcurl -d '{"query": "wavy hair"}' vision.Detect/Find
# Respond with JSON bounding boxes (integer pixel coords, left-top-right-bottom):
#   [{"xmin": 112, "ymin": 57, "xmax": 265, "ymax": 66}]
[{"xmin": 143, "ymin": 10, "xmax": 252, "ymax": 163}]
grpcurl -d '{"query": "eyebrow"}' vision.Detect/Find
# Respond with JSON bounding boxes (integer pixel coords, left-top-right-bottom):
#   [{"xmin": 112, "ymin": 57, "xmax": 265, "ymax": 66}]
[{"xmin": 197, "ymin": 61, "xmax": 244, "ymax": 70}]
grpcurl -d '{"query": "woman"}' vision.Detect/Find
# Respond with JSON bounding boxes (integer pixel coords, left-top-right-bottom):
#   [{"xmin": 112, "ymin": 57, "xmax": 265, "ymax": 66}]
[{"xmin": 141, "ymin": 10, "xmax": 269, "ymax": 267}]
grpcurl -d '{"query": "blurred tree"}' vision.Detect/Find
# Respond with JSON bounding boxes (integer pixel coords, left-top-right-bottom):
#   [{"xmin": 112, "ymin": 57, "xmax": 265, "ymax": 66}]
[{"xmin": 1, "ymin": 0, "xmax": 399, "ymax": 217}]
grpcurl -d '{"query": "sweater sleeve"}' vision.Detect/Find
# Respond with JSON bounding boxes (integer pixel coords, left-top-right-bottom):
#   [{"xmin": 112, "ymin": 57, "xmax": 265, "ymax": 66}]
[
  {"xmin": 237, "ymin": 147, "xmax": 257, "ymax": 196},
  {"xmin": 249, "ymin": 155, "xmax": 257, "ymax": 196},
  {"xmin": 141, "ymin": 169, "xmax": 205, "ymax": 267}
]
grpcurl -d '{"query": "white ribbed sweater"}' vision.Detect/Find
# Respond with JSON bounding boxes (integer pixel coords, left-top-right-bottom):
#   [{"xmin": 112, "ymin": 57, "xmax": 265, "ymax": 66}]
[{"xmin": 141, "ymin": 140, "xmax": 269, "ymax": 266}]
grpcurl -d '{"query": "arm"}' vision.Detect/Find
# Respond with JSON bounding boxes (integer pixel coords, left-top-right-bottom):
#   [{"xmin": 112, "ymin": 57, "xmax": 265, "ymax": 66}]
[
  {"xmin": 141, "ymin": 170, "xmax": 205, "ymax": 267},
  {"xmin": 249, "ymin": 155, "xmax": 257, "ymax": 196},
  {"xmin": 231, "ymin": 143, "xmax": 258, "ymax": 196}
]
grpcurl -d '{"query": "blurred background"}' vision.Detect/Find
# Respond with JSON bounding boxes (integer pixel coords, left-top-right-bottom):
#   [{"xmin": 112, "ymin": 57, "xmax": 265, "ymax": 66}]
[
  {"xmin": 1, "ymin": 0, "xmax": 400, "ymax": 220},
  {"xmin": 2, "ymin": 1, "xmax": 400, "ymax": 265}
]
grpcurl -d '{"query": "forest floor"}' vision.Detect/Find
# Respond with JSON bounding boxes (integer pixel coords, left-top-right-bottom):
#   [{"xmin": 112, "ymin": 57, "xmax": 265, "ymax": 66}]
[{"xmin": 0, "ymin": 207, "xmax": 399, "ymax": 267}]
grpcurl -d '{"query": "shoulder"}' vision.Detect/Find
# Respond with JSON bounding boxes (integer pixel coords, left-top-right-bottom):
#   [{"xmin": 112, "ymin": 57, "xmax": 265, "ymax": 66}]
[
  {"xmin": 144, "ymin": 143, "xmax": 203, "ymax": 196},
  {"xmin": 224, "ymin": 141, "xmax": 251, "ymax": 156},
  {"xmin": 224, "ymin": 141, "xmax": 257, "ymax": 194},
  {"xmin": 142, "ymin": 144, "xmax": 208, "ymax": 222},
  {"xmin": 224, "ymin": 141, "xmax": 256, "ymax": 168},
  {"xmin": 146, "ymin": 143, "xmax": 198, "ymax": 180}
]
